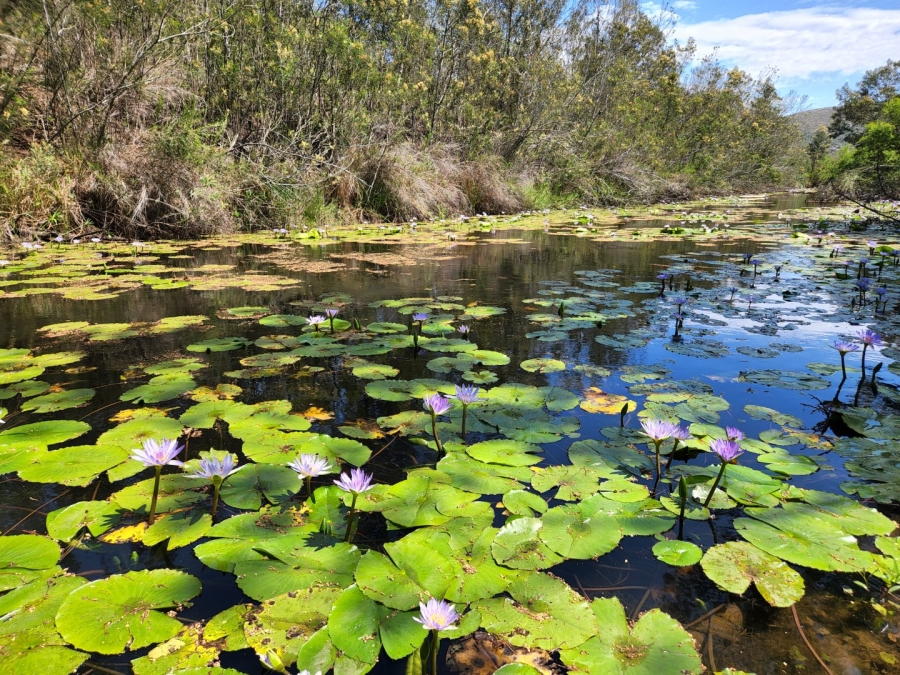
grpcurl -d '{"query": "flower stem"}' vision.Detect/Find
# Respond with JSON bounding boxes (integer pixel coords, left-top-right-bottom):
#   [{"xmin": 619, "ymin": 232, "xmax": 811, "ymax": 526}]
[
  {"xmin": 431, "ymin": 413, "xmax": 444, "ymax": 456},
  {"xmin": 431, "ymin": 629, "xmax": 439, "ymax": 675},
  {"xmin": 306, "ymin": 476, "xmax": 312, "ymax": 501},
  {"xmin": 148, "ymin": 466, "xmax": 162, "ymax": 525},
  {"xmin": 840, "ymin": 352, "xmax": 847, "ymax": 380},
  {"xmin": 861, "ymin": 344, "xmax": 869, "ymax": 378},
  {"xmin": 703, "ymin": 462, "xmax": 728, "ymax": 508},
  {"xmin": 343, "ymin": 493, "xmax": 359, "ymax": 543},
  {"xmin": 211, "ymin": 482, "xmax": 220, "ymax": 517},
  {"xmin": 654, "ymin": 440, "xmax": 662, "ymax": 480},
  {"xmin": 461, "ymin": 405, "xmax": 468, "ymax": 445}
]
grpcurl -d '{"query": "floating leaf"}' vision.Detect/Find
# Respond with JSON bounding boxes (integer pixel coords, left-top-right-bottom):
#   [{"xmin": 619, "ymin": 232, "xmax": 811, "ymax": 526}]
[
  {"xmin": 55, "ymin": 569, "xmax": 201, "ymax": 654},
  {"xmin": 738, "ymin": 369, "xmax": 830, "ymax": 391},
  {"xmin": 558, "ymin": 597, "xmax": 702, "ymax": 674},
  {"xmin": 652, "ymin": 540, "xmax": 702, "ymax": 566},
  {"xmin": 580, "ymin": 388, "xmax": 636, "ymax": 414},
  {"xmin": 701, "ymin": 541, "xmax": 805, "ymax": 607},
  {"xmin": 475, "ymin": 572, "xmax": 596, "ymax": 650},
  {"xmin": 520, "ymin": 358, "xmax": 566, "ymax": 373},
  {"xmin": 491, "ymin": 518, "xmax": 564, "ymax": 570}
]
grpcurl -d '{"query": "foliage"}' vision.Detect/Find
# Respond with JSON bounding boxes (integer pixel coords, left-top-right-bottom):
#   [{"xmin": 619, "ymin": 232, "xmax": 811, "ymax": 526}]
[{"xmin": 0, "ymin": 0, "xmax": 804, "ymax": 237}]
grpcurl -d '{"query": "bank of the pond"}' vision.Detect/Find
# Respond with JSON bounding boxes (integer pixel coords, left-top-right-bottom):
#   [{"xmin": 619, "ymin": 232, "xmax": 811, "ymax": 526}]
[{"xmin": 1, "ymin": 195, "xmax": 899, "ymax": 675}]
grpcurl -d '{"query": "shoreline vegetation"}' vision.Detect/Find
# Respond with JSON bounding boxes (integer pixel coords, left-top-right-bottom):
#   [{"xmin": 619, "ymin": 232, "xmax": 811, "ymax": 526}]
[{"xmin": 1, "ymin": 0, "xmax": 808, "ymax": 240}]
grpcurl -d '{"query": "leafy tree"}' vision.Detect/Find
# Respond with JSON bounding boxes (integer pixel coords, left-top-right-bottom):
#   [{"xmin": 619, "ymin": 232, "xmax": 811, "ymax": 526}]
[{"xmin": 830, "ymin": 59, "xmax": 900, "ymax": 143}]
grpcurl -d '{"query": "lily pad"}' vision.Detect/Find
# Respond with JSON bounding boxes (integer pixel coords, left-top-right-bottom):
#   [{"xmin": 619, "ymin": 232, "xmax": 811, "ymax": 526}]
[
  {"xmin": 701, "ymin": 541, "xmax": 804, "ymax": 607},
  {"xmin": 559, "ymin": 597, "xmax": 702, "ymax": 674},
  {"xmin": 55, "ymin": 569, "xmax": 201, "ymax": 654},
  {"xmin": 652, "ymin": 540, "xmax": 702, "ymax": 567}
]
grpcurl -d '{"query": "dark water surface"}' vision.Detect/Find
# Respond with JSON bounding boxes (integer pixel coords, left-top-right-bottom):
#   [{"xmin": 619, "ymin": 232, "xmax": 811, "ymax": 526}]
[{"xmin": 2, "ymin": 195, "xmax": 898, "ymax": 675}]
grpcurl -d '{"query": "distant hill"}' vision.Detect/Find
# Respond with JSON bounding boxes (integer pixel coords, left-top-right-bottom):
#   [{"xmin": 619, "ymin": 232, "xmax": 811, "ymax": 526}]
[
  {"xmin": 789, "ymin": 107, "xmax": 848, "ymax": 151},
  {"xmin": 790, "ymin": 107, "xmax": 834, "ymax": 140}
]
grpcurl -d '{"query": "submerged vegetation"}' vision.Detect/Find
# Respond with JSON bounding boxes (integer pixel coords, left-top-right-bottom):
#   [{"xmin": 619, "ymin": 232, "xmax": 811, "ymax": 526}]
[
  {"xmin": 0, "ymin": 0, "xmax": 807, "ymax": 238},
  {"xmin": 1, "ymin": 198, "xmax": 900, "ymax": 673}
]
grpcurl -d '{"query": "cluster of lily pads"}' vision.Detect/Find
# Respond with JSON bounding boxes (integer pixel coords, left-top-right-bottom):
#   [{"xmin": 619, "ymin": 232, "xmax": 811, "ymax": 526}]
[{"xmin": 2, "ymin": 201, "xmax": 900, "ymax": 675}]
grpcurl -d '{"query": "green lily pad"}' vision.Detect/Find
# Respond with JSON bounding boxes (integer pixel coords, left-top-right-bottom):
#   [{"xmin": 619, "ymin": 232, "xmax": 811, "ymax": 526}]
[
  {"xmin": 243, "ymin": 587, "xmax": 342, "ymax": 669},
  {"xmin": 475, "ymin": 572, "xmax": 596, "ymax": 650},
  {"xmin": 490, "ymin": 517, "xmax": 564, "ymax": 570},
  {"xmin": 18, "ymin": 445, "xmax": 129, "ymax": 486},
  {"xmin": 0, "ymin": 420, "xmax": 90, "ymax": 449},
  {"xmin": 738, "ymin": 369, "xmax": 830, "ymax": 391},
  {"xmin": 236, "ymin": 542, "xmax": 360, "ymax": 601},
  {"xmin": 121, "ymin": 374, "xmax": 196, "ymax": 404},
  {"xmin": 652, "ymin": 540, "xmax": 702, "ymax": 566},
  {"xmin": 520, "ymin": 358, "xmax": 566, "ymax": 373},
  {"xmin": 18, "ymin": 388, "xmax": 94, "ymax": 413},
  {"xmin": 701, "ymin": 541, "xmax": 805, "ymax": 607},
  {"xmin": 559, "ymin": 597, "xmax": 702, "ymax": 674},
  {"xmin": 55, "ymin": 569, "xmax": 201, "ymax": 654},
  {"xmin": 467, "ymin": 439, "xmax": 543, "ymax": 467},
  {"xmin": 186, "ymin": 337, "xmax": 251, "ymax": 352},
  {"xmin": 743, "ymin": 405, "xmax": 803, "ymax": 428}
]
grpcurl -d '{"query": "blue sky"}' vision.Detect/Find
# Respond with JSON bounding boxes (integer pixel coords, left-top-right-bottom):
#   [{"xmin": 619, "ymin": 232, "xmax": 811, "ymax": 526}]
[{"xmin": 641, "ymin": 1, "xmax": 900, "ymax": 109}]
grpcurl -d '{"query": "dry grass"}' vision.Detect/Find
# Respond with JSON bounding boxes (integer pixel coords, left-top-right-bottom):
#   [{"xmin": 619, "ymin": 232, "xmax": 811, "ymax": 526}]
[{"xmin": 333, "ymin": 142, "xmax": 521, "ymax": 221}]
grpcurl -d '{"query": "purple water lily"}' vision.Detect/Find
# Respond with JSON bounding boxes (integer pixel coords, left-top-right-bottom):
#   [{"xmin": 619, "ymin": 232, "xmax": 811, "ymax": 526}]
[
  {"xmin": 641, "ymin": 419, "xmax": 678, "ymax": 489},
  {"xmin": 415, "ymin": 598, "xmax": 460, "ymax": 675},
  {"xmin": 452, "ymin": 385, "xmax": 481, "ymax": 443},
  {"xmin": 188, "ymin": 453, "xmax": 239, "ymax": 516},
  {"xmin": 414, "ymin": 598, "xmax": 460, "ymax": 631},
  {"xmin": 334, "ymin": 468, "xmax": 374, "ymax": 543},
  {"xmin": 334, "ymin": 468, "xmax": 374, "ymax": 494},
  {"xmin": 131, "ymin": 437, "xmax": 185, "ymax": 525},
  {"xmin": 704, "ymin": 437, "xmax": 745, "ymax": 508},
  {"xmin": 424, "ymin": 393, "xmax": 452, "ymax": 454},
  {"xmin": 857, "ymin": 328, "xmax": 883, "ymax": 375},
  {"xmin": 833, "ymin": 339, "xmax": 859, "ymax": 378},
  {"xmin": 289, "ymin": 453, "xmax": 334, "ymax": 499}
]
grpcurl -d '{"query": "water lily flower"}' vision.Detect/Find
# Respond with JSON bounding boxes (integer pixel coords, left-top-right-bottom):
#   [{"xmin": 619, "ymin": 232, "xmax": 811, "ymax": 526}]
[
  {"xmin": 415, "ymin": 598, "xmax": 460, "ymax": 675},
  {"xmin": 725, "ymin": 426, "xmax": 745, "ymax": 442},
  {"xmin": 131, "ymin": 438, "xmax": 184, "ymax": 525},
  {"xmin": 324, "ymin": 308, "xmax": 339, "ymax": 332},
  {"xmin": 451, "ymin": 385, "xmax": 481, "ymax": 443},
  {"xmin": 414, "ymin": 598, "xmax": 460, "ymax": 631},
  {"xmin": 727, "ymin": 286, "xmax": 739, "ymax": 301},
  {"xmin": 672, "ymin": 296, "xmax": 688, "ymax": 307},
  {"xmin": 187, "ymin": 454, "xmax": 239, "ymax": 516},
  {"xmin": 289, "ymin": 453, "xmax": 333, "ymax": 498},
  {"xmin": 703, "ymin": 438, "xmax": 745, "ymax": 508},
  {"xmin": 664, "ymin": 425, "xmax": 692, "ymax": 470},
  {"xmin": 656, "ymin": 273, "xmax": 669, "ymax": 293},
  {"xmin": 458, "ymin": 324, "xmax": 470, "ymax": 340},
  {"xmin": 413, "ymin": 312, "xmax": 430, "ymax": 322},
  {"xmin": 334, "ymin": 468, "xmax": 374, "ymax": 543},
  {"xmin": 857, "ymin": 328, "xmax": 883, "ymax": 375},
  {"xmin": 334, "ymin": 467, "xmax": 374, "ymax": 495},
  {"xmin": 640, "ymin": 419, "xmax": 678, "ymax": 486},
  {"xmin": 832, "ymin": 340, "xmax": 859, "ymax": 378},
  {"xmin": 306, "ymin": 314, "xmax": 326, "ymax": 335},
  {"xmin": 424, "ymin": 393, "xmax": 452, "ymax": 454}
]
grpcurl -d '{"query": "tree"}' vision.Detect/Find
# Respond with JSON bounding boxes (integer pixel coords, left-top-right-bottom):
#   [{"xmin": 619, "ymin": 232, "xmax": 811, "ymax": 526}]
[
  {"xmin": 830, "ymin": 59, "xmax": 900, "ymax": 143},
  {"xmin": 807, "ymin": 126, "xmax": 830, "ymax": 186}
]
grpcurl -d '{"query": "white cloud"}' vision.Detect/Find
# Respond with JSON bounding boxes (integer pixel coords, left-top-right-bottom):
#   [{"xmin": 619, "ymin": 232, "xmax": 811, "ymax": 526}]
[{"xmin": 672, "ymin": 7, "xmax": 900, "ymax": 78}]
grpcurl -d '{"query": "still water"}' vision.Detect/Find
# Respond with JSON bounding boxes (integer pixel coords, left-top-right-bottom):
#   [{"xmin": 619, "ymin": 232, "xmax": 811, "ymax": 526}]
[{"xmin": 1, "ymin": 195, "xmax": 897, "ymax": 675}]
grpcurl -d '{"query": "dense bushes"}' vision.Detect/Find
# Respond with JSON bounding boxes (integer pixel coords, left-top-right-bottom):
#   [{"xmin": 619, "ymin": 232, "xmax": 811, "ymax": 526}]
[{"xmin": 0, "ymin": 0, "xmax": 806, "ymax": 238}]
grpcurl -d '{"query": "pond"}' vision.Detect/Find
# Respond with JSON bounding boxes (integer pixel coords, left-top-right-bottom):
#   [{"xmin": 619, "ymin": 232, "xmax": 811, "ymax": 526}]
[{"xmin": 1, "ymin": 194, "xmax": 899, "ymax": 675}]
